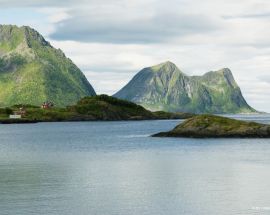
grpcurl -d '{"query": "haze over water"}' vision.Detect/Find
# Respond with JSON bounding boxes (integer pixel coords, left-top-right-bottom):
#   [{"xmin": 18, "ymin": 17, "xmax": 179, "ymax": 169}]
[{"xmin": 1, "ymin": 115, "xmax": 270, "ymax": 215}]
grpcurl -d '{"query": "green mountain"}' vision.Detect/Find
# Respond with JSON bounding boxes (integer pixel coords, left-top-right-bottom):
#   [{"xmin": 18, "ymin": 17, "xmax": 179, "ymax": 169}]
[
  {"xmin": 0, "ymin": 25, "xmax": 96, "ymax": 107},
  {"xmin": 114, "ymin": 61, "xmax": 256, "ymax": 114}
]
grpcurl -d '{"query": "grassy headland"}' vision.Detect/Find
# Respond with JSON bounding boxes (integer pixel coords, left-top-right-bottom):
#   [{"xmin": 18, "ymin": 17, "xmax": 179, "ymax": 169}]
[{"xmin": 0, "ymin": 95, "xmax": 194, "ymax": 124}]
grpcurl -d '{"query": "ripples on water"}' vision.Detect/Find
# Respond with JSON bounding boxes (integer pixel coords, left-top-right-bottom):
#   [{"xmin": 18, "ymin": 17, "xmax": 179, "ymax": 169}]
[{"xmin": 0, "ymin": 115, "xmax": 270, "ymax": 215}]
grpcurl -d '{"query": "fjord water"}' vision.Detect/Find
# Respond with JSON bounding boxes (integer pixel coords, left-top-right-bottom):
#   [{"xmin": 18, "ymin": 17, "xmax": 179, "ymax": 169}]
[{"xmin": 1, "ymin": 115, "xmax": 270, "ymax": 215}]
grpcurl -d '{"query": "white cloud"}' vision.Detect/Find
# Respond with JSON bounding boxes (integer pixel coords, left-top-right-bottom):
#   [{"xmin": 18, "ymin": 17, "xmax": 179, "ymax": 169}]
[
  {"xmin": 37, "ymin": 8, "xmax": 71, "ymax": 23},
  {"xmin": 84, "ymin": 71, "xmax": 134, "ymax": 95},
  {"xmin": 0, "ymin": 0, "xmax": 74, "ymax": 7},
  {"xmin": 1, "ymin": 0, "xmax": 270, "ymax": 112}
]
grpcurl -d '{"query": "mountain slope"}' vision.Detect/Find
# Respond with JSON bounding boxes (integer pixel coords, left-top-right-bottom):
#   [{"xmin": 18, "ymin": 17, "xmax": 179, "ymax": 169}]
[
  {"xmin": 114, "ymin": 61, "xmax": 256, "ymax": 113},
  {"xmin": 0, "ymin": 25, "xmax": 96, "ymax": 107}
]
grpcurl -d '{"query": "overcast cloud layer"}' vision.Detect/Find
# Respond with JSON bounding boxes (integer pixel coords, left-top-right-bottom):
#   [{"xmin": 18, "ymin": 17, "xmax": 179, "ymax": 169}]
[{"xmin": 1, "ymin": 0, "xmax": 270, "ymax": 112}]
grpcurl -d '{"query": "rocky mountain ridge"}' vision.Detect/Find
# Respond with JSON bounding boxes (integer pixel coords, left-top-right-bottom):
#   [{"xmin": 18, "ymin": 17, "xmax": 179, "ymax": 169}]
[{"xmin": 114, "ymin": 61, "xmax": 256, "ymax": 114}]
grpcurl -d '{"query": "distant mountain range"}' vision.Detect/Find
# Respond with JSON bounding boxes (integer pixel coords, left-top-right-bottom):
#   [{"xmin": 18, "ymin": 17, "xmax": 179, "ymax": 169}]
[
  {"xmin": 114, "ymin": 61, "xmax": 256, "ymax": 114},
  {"xmin": 0, "ymin": 25, "xmax": 257, "ymax": 113},
  {"xmin": 0, "ymin": 25, "xmax": 95, "ymax": 107}
]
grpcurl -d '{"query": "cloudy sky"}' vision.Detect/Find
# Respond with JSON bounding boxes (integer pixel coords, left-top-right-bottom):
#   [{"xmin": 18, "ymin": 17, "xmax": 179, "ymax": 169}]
[{"xmin": 1, "ymin": 0, "xmax": 270, "ymax": 112}]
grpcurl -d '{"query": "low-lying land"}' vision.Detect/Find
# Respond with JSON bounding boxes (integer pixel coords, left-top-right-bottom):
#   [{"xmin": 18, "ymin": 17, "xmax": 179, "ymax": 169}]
[
  {"xmin": 0, "ymin": 95, "xmax": 193, "ymax": 124},
  {"xmin": 153, "ymin": 114, "xmax": 270, "ymax": 138}
]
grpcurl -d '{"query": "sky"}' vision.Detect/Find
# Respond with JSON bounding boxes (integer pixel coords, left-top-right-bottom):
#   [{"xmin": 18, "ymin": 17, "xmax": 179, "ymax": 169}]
[{"xmin": 1, "ymin": 0, "xmax": 270, "ymax": 112}]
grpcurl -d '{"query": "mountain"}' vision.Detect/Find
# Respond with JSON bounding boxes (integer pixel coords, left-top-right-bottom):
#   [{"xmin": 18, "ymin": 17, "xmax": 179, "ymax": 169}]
[
  {"xmin": 0, "ymin": 25, "xmax": 96, "ymax": 107},
  {"xmin": 114, "ymin": 61, "xmax": 256, "ymax": 114}
]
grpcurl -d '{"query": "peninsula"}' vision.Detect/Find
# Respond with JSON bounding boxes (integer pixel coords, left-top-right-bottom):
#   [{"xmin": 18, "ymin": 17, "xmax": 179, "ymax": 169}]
[
  {"xmin": 153, "ymin": 115, "xmax": 270, "ymax": 138},
  {"xmin": 0, "ymin": 95, "xmax": 194, "ymax": 124}
]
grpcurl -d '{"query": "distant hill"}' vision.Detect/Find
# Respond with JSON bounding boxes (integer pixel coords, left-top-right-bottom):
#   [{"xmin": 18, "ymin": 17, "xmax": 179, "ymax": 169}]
[
  {"xmin": 0, "ymin": 95, "xmax": 193, "ymax": 123},
  {"xmin": 67, "ymin": 95, "xmax": 193, "ymax": 120},
  {"xmin": 0, "ymin": 25, "xmax": 96, "ymax": 107},
  {"xmin": 114, "ymin": 61, "xmax": 256, "ymax": 114}
]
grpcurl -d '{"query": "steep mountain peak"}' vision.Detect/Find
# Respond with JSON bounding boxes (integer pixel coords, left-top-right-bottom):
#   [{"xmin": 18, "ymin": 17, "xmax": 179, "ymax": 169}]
[
  {"xmin": 0, "ymin": 24, "xmax": 96, "ymax": 107},
  {"xmin": 0, "ymin": 25, "xmax": 51, "ymax": 52},
  {"xmin": 114, "ymin": 62, "xmax": 256, "ymax": 114},
  {"xmin": 160, "ymin": 60, "xmax": 176, "ymax": 67},
  {"xmin": 22, "ymin": 26, "xmax": 52, "ymax": 48},
  {"xmin": 205, "ymin": 68, "xmax": 232, "ymax": 76},
  {"xmin": 215, "ymin": 68, "xmax": 233, "ymax": 77},
  {"xmin": 219, "ymin": 67, "xmax": 231, "ymax": 73},
  {"xmin": 204, "ymin": 68, "xmax": 238, "ymax": 88},
  {"xmin": 149, "ymin": 61, "xmax": 185, "ymax": 75},
  {"xmin": 0, "ymin": 24, "xmax": 18, "ymax": 31},
  {"xmin": 151, "ymin": 61, "xmax": 175, "ymax": 70},
  {"xmin": 0, "ymin": 25, "xmax": 25, "ymax": 52},
  {"xmin": 204, "ymin": 68, "xmax": 234, "ymax": 79}
]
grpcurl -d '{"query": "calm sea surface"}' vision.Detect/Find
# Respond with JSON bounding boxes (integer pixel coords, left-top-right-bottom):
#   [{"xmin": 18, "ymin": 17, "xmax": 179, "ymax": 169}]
[{"xmin": 0, "ymin": 115, "xmax": 270, "ymax": 215}]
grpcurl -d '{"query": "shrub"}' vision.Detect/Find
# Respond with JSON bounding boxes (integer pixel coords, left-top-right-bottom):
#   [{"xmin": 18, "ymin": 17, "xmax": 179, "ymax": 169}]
[{"xmin": 5, "ymin": 108, "xmax": 13, "ymax": 115}]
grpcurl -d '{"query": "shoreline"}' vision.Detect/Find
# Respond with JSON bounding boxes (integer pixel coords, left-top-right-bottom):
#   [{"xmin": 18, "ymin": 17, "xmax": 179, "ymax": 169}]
[{"xmin": 0, "ymin": 117, "xmax": 185, "ymax": 124}]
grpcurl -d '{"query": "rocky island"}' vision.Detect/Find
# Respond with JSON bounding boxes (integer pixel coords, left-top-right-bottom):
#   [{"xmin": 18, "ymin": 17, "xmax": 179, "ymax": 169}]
[{"xmin": 153, "ymin": 115, "xmax": 270, "ymax": 138}]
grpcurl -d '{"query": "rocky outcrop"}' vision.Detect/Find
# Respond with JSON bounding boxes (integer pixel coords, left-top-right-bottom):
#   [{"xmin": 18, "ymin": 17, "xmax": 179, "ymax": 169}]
[{"xmin": 153, "ymin": 115, "xmax": 270, "ymax": 138}]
